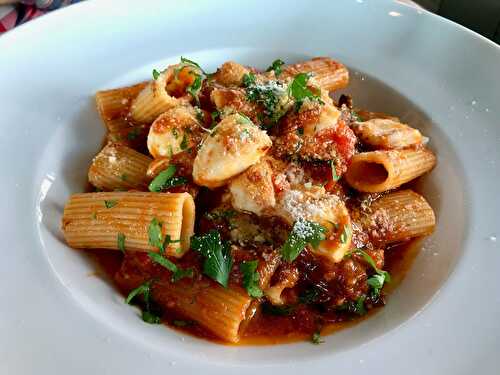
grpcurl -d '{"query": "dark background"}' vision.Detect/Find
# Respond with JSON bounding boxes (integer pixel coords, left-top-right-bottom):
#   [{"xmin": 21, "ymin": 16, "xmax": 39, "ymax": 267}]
[{"xmin": 418, "ymin": 0, "xmax": 500, "ymax": 44}]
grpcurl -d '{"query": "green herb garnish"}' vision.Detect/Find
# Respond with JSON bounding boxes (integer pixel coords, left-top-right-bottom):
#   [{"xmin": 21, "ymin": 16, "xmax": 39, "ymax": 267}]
[
  {"xmin": 147, "ymin": 218, "xmax": 181, "ymax": 254},
  {"xmin": 288, "ymin": 72, "xmax": 323, "ymax": 110},
  {"xmin": 281, "ymin": 219, "xmax": 326, "ymax": 262},
  {"xmin": 266, "ymin": 59, "xmax": 285, "ymax": 77},
  {"xmin": 152, "ymin": 69, "xmax": 161, "ymax": 80},
  {"xmin": 311, "ymin": 330, "xmax": 324, "ymax": 345},
  {"xmin": 104, "ymin": 200, "xmax": 118, "ymax": 209},
  {"xmin": 191, "ymin": 230, "xmax": 233, "ymax": 288},
  {"xmin": 148, "ymin": 165, "xmax": 187, "ymax": 192},
  {"xmin": 127, "ymin": 128, "xmax": 140, "ymax": 140},
  {"xmin": 125, "ymin": 280, "xmax": 161, "ymax": 324},
  {"xmin": 180, "ymin": 133, "xmax": 189, "ymax": 150},
  {"xmin": 339, "ymin": 224, "xmax": 350, "ymax": 244},
  {"xmin": 262, "ymin": 303, "xmax": 295, "ymax": 316},
  {"xmin": 210, "ymin": 110, "xmax": 220, "ymax": 127},
  {"xmin": 117, "ymin": 233, "xmax": 126, "ymax": 253},
  {"xmin": 330, "ymin": 159, "xmax": 340, "ymax": 182},
  {"xmin": 172, "ymin": 319, "xmax": 194, "ymax": 327},
  {"xmin": 240, "ymin": 260, "xmax": 263, "ymax": 298},
  {"xmin": 345, "ymin": 248, "xmax": 391, "ymax": 297},
  {"xmin": 148, "ymin": 252, "xmax": 193, "ymax": 282}
]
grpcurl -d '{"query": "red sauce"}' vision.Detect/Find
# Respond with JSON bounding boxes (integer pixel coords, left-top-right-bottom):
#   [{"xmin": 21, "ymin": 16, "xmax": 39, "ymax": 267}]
[{"xmin": 85, "ymin": 238, "xmax": 422, "ymax": 345}]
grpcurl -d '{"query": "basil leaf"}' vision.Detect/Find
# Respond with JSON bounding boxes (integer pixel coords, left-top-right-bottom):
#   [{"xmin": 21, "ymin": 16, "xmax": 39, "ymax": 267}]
[
  {"xmin": 240, "ymin": 260, "xmax": 263, "ymax": 298},
  {"xmin": 191, "ymin": 230, "xmax": 233, "ymax": 288},
  {"xmin": 281, "ymin": 219, "xmax": 326, "ymax": 262}
]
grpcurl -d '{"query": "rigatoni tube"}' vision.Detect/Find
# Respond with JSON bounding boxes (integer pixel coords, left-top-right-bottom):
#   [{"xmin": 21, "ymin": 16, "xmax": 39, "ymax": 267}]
[
  {"xmin": 361, "ymin": 189, "xmax": 436, "ymax": 245},
  {"xmin": 88, "ymin": 143, "xmax": 152, "ymax": 191},
  {"xmin": 62, "ymin": 192, "xmax": 195, "ymax": 257},
  {"xmin": 345, "ymin": 149, "xmax": 436, "ymax": 193}
]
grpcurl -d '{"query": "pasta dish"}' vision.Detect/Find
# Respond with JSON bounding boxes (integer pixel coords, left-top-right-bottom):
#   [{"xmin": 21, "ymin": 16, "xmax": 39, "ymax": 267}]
[{"xmin": 62, "ymin": 57, "xmax": 436, "ymax": 344}]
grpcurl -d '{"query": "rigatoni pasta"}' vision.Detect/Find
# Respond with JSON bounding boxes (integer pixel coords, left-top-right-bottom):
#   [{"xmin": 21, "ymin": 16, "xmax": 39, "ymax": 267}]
[
  {"xmin": 88, "ymin": 143, "xmax": 152, "ymax": 191},
  {"xmin": 345, "ymin": 149, "xmax": 436, "ymax": 193},
  {"xmin": 62, "ymin": 192, "xmax": 195, "ymax": 257},
  {"xmin": 62, "ymin": 55, "xmax": 437, "ymax": 345},
  {"xmin": 360, "ymin": 190, "xmax": 436, "ymax": 245}
]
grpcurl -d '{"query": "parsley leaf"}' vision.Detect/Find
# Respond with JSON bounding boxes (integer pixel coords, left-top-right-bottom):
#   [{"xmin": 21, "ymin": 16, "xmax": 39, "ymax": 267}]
[
  {"xmin": 152, "ymin": 69, "xmax": 161, "ymax": 80},
  {"xmin": 330, "ymin": 159, "xmax": 340, "ymax": 182},
  {"xmin": 240, "ymin": 260, "xmax": 263, "ymax": 298},
  {"xmin": 311, "ymin": 330, "xmax": 324, "ymax": 345},
  {"xmin": 266, "ymin": 59, "xmax": 285, "ymax": 77},
  {"xmin": 148, "ymin": 165, "xmax": 187, "ymax": 192},
  {"xmin": 210, "ymin": 110, "xmax": 220, "ymax": 127},
  {"xmin": 281, "ymin": 219, "xmax": 326, "ymax": 262},
  {"xmin": 345, "ymin": 248, "xmax": 391, "ymax": 297},
  {"xmin": 242, "ymin": 72, "xmax": 256, "ymax": 87},
  {"xmin": 337, "ymin": 295, "xmax": 367, "ymax": 316},
  {"xmin": 117, "ymin": 233, "xmax": 126, "ymax": 253},
  {"xmin": 351, "ymin": 110, "xmax": 361, "ymax": 122},
  {"xmin": 340, "ymin": 224, "xmax": 350, "ymax": 244},
  {"xmin": 262, "ymin": 303, "xmax": 295, "ymax": 316},
  {"xmin": 242, "ymin": 73, "xmax": 289, "ymax": 124},
  {"xmin": 104, "ymin": 200, "xmax": 118, "ymax": 209},
  {"xmin": 288, "ymin": 72, "xmax": 323, "ymax": 110},
  {"xmin": 148, "ymin": 218, "xmax": 164, "ymax": 251},
  {"xmin": 180, "ymin": 133, "xmax": 189, "ymax": 150},
  {"xmin": 120, "ymin": 173, "xmax": 128, "ymax": 182},
  {"xmin": 127, "ymin": 128, "xmax": 140, "ymax": 140},
  {"xmin": 186, "ymin": 73, "xmax": 203, "ymax": 106},
  {"xmin": 299, "ymin": 287, "xmax": 321, "ymax": 305},
  {"xmin": 148, "ymin": 252, "xmax": 194, "ymax": 282},
  {"xmin": 125, "ymin": 279, "xmax": 161, "ymax": 324},
  {"xmin": 191, "ymin": 230, "xmax": 233, "ymax": 288},
  {"xmin": 142, "ymin": 310, "xmax": 161, "ymax": 324},
  {"xmin": 180, "ymin": 57, "xmax": 206, "ymax": 74}
]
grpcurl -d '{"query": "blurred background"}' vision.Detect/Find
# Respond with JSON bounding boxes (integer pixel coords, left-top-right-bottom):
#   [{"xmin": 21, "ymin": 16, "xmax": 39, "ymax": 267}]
[
  {"xmin": 0, "ymin": 0, "xmax": 499, "ymax": 44},
  {"xmin": 416, "ymin": 0, "xmax": 500, "ymax": 43}
]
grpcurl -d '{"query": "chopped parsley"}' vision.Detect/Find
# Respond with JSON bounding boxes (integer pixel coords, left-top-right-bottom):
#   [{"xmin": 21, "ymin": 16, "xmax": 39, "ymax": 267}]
[
  {"xmin": 125, "ymin": 280, "xmax": 161, "ymax": 324},
  {"xmin": 204, "ymin": 209, "xmax": 236, "ymax": 222},
  {"xmin": 210, "ymin": 110, "xmax": 220, "ymax": 127},
  {"xmin": 127, "ymin": 128, "xmax": 140, "ymax": 140},
  {"xmin": 91, "ymin": 212, "xmax": 97, "ymax": 220},
  {"xmin": 330, "ymin": 159, "xmax": 340, "ymax": 182},
  {"xmin": 288, "ymin": 72, "xmax": 323, "ymax": 110},
  {"xmin": 172, "ymin": 128, "xmax": 179, "ymax": 138},
  {"xmin": 176, "ymin": 57, "xmax": 208, "ymax": 106},
  {"xmin": 147, "ymin": 218, "xmax": 181, "ymax": 254},
  {"xmin": 180, "ymin": 133, "xmax": 189, "ymax": 150},
  {"xmin": 240, "ymin": 260, "xmax": 263, "ymax": 298},
  {"xmin": 148, "ymin": 165, "xmax": 188, "ymax": 192},
  {"xmin": 339, "ymin": 224, "xmax": 350, "ymax": 244},
  {"xmin": 242, "ymin": 72, "xmax": 289, "ymax": 124},
  {"xmin": 299, "ymin": 287, "xmax": 321, "ymax": 305},
  {"xmin": 351, "ymin": 110, "xmax": 361, "ymax": 122},
  {"xmin": 120, "ymin": 173, "xmax": 128, "ymax": 182},
  {"xmin": 337, "ymin": 295, "xmax": 367, "ymax": 316},
  {"xmin": 311, "ymin": 330, "xmax": 324, "ymax": 345},
  {"xmin": 117, "ymin": 233, "xmax": 126, "ymax": 253},
  {"xmin": 148, "ymin": 252, "xmax": 194, "ymax": 282},
  {"xmin": 191, "ymin": 230, "xmax": 233, "ymax": 288},
  {"xmin": 104, "ymin": 200, "xmax": 118, "ymax": 209},
  {"xmin": 345, "ymin": 248, "xmax": 391, "ymax": 297},
  {"xmin": 266, "ymin": 59, "xmax": 285, "ymax": 77},
  {"xmin": 281, "ymin": 219, "xmax": 326, "ymax": 262},
  {"xmin": 152, "ymin": 69, "xmax": 161, "ymax": 80},
  {"xmin": 262, "ymin": 303, "xmax": 295, "ymax": 316},
  {"xmin": 239, "ymin": 128, "xmax": 251, "ymax": 141}
]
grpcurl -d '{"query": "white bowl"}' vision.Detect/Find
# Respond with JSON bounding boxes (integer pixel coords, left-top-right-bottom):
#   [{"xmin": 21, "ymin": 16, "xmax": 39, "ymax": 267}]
[{"xmin": 1, "ymin": 0, "xmax": 499, "ymax": 374}]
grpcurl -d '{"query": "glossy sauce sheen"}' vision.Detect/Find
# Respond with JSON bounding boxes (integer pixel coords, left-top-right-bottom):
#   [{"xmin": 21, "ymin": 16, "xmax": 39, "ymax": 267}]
[{"xmin": 86, "ymin": 238, "xmax": 422, "ymax": 345}]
